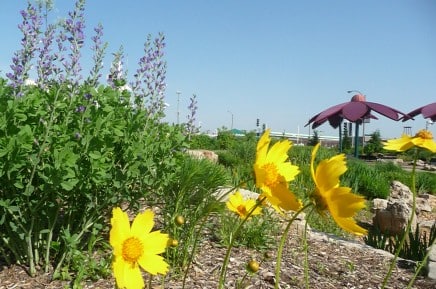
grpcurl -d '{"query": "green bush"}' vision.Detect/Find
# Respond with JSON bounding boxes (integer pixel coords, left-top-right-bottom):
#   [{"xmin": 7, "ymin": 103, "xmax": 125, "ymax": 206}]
[{"xmin": 0, "ymin": 81, "xmax": 187, "ymax": 278}]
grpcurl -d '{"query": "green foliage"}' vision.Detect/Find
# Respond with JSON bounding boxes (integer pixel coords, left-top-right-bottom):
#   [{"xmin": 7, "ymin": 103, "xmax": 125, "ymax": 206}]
[
  {"xmin": 343, "ymin": 159, "xmax": 391, "ymax": 199},
  {"xmin": 216, "ymin": 208, "xmax": 281, "ymax": 251},
  {"xmin": 161, "ymin": 156, "xmax": 230, "ymax": 270},
  {"xmin": 342, "ymin": 123, "xmax": 352, "ymax": 151},
  {"xmin": 216, "ymin": 128, "xmax": 237, "ymax": 150},
  {"xmin": 189, "ymin": 133, "xmax": 218, "ymax": 150},
  {"xmin": 0, "ymin": 81, "xmax": 187, "ymax": 278},
  {"xmin": 416, "ymin": 172, "xmax": 436, "ymax": 195},
  {"xmin": 363, "ymin": 130, "xmax": 383, "ymax": 155},
  {"xmin": 307, "ymin": 130, "xmax": 320, "ymax": 146},
  {"xmin": 364, "ymin": 223, "xmax": 436, "ymax": 273}
]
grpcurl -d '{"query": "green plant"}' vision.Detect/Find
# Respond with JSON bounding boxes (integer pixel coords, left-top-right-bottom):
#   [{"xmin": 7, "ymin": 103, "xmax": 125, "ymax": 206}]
[
  {"xmin": 161, "ymin": 156, "xmax": 229, "ymax": 270},
  {"xmin": 0, "ymin": 1, "xmax": 187, "ymax": 282},
  {"xmin": 363, "ymin": 130, "xmax": 384, "ymax": 155},
  {"xmin": 216, "ymin": 209, "xmax": 281, "ymax": 251}
]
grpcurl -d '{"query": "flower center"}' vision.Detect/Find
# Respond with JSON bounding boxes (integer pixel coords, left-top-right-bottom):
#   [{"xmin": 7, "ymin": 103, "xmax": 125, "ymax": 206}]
[
  {"xmin": 415, "ymin": 129, "xmax": 433, "ymax": 140},
  {"xmin": 261, "ymin": 163, "xmax": 280, "ymax": 187},
  {"xmin": 312, "ymin": 189, "xmax": 328, "ymax": 212},
  {"xmin": 237, "ymin": 205, "xmax": 247, "ymax": 216},
  {"xmin": 122, "ymin": 237, "xmax": 143, "ymax": 263}
]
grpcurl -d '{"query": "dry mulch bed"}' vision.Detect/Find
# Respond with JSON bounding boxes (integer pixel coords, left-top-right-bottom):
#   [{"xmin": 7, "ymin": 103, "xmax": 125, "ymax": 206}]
[
  {"xmin": 1, "ymin": 196, "xmax": 435, "ymax": 289},
  {"xmin": 1, "ymin": 225, "xmax": 435, "ymax": 289}
]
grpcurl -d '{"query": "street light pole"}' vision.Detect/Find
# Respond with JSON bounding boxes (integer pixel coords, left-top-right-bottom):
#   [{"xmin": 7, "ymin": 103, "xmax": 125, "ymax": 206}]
[
  {"xmin": 176, "ymin": 91, "xmax": 181, "ymax": 124},
  {"xmin": 227, "ymin": 110, "xmax": 233, "ymax": 129}
]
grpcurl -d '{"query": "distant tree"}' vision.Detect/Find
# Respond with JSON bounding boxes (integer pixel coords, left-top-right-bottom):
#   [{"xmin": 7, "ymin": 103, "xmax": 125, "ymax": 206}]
[
  {"xmin": 342, "ymin": 123, "xmax": 352, "ymax": 150},
  {"xmin": 217, "ymin": 128, "xmax": 237, "ymax": 150},
  {"xmin": 363, "ymin": 130, "xmax": 383, "ymax": 155},
  {"xmin": 307, "ymin": 130, "xmax": 320, "ymax": 146}
]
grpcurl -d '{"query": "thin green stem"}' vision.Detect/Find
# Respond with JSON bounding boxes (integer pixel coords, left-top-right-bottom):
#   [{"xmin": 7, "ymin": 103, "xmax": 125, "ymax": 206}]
[
  {"xmin": 274, "ymin": 204, "xmax": 311, "ymax": 289},
  {"xmin": 406, "ymin": 236, "xmax": 435, "ymax": 288},
  {"xmin": 180, "ymin": 185, "xmax": 243, "ymax": 289},
  {"xmin": 303, "ymin": 209, "xmax": 314, "ymax": 289},
  {"xmin": 382, "ymin": 150, "xmax": 418, "ymax": 288},
  {"xmin": 218, "ymin": 196, "xmax": 267, "ymax": 289}
]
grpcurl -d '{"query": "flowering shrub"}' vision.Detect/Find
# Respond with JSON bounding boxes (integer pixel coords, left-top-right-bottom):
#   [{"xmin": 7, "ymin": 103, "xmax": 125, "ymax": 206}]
[{"xmin": 0, "ymin": 0, "xmax": 186, "ymax": 280}]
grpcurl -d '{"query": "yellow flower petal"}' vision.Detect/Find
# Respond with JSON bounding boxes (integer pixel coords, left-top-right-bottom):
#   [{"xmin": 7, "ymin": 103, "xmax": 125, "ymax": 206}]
[
  {"xmin": 266, "ymin": 183, "xmax": 302, "ymax": 212},
  {"xmin": 131, "ymin": 209, "xmax": 154, "ymax": 237},
  {"xmin": 315, "ymin": 154, "xmax": 347, "ymax": 193},
  {"xmin": 255, "ymin": 129, "xmax": 271, "ymax": 163},
  {"xmin": 138, "ymin": 253, "xmax": 170, "ymax": 275},
  {"xmin": 110, "ymin": 207, "xmax": 131, "ymax": 257},
  {"xmin": 109, "ymin": 207, "xmax": 170, "ymax": 287},
  {"xmin": 141, "ymin": 231, "xmax": 169, "ymax": 255},
  {"xmin": 113, "ymin": 256, "xmax": 144, "ymax": 289},
  {"xmin": 254, "ymin": 130, "xmax": 301, "ymax": 212},
  {"xmin": 411, "ymin": 137, "xmax": 436, "ymax": 153},
  {"xmin": 328, "ymin": 187, "xmax": 366, "ymax": 218},
  {"xmin": 383, "ymin": 130, "xmax": 436, "ymax": 153},
  {"xmin": 267, "ymin": 139, "xmax": 292, "ymax": 164},
  {"xmin": 330, "ymin": 215, "xmax": 367, "ymax": 236},
  {"xmin": 277, "ymin": 162, "xmax": 300, "ymax": 182},
  {"xmin": 310, "ymin": 145, "xmax": 367, "ymax": 236},
  {"xmin": 226, "ymin": 191, "xmax": 262, "ymax": 218}
]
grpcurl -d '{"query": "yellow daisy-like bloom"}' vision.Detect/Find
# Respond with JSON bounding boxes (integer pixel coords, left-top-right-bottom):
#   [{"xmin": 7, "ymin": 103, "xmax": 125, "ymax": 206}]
[
  {"xmin": 254, "ymin": 129, "xmax": 302, "ymax": 212},
  {"xmin": 226, "ymin": 191, "xmax": 262, "ymax": 219},
  {"xmin": 110, "ymin": 207, "xmax": 169, "ymax": 289},
  {"xmin": 310, "ymin": 143, "xmax": 367, "ymax": 236},
  {"xmin": 383, "ymin": 129, "xmax": 436, "ymax": 153}
]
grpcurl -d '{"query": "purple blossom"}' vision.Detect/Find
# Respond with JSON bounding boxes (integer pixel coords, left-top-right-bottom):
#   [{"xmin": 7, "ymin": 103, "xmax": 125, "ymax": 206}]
[
  {"xmin": 7, "ymin": 3, "xmax": 42, "ymax": 96},
  {"xmin": 36, "ymin": 23, "xmax": 56, "ymax": 88},
  {"xmin": 87, "ymin": 23, "xmax": 107, "ymax": 87},
  {"xmin": 75, "ymin": 105, "xmax": 86, "ymax": 113},
  {"xmin": 130, "ymin": 33, "xmax": 167, "ymax": 117},
  {"xmin": 60, "ymin": 0, "xmax": 86, "ymax": 86},
  {"xmin": 83, "ymin": 93, "xmax": 92, "ymax": 101},
  {"xmin": 186, "ymin": 94, "xmax": 198, "ymax": 137}
]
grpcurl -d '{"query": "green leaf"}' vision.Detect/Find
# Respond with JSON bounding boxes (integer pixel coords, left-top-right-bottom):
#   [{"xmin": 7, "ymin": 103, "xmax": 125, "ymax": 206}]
[{"xmin": 89, "ymin": 151, "xmax": 102, "ymax": 159}]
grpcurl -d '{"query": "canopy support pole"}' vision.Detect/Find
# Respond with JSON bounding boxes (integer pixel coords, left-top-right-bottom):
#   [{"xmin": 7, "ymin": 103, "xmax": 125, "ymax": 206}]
[{"xmin": 354, "ymin": 121, "xmax": 360, "ymax": 158}]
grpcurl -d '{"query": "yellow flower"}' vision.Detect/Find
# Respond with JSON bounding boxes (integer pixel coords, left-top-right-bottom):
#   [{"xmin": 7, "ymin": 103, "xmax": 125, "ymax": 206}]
[
  {"xmin": 310, "ymin": 144, "xmax": 367, "ymax": 236},
  {"xmin": 383, "ymin": 129, "xmax": 436, "ymax": 153},
  {"xmin": 226, "ymin": 190, "xmax": 262, "ymax": 218},
  {"xmin": 110, "ymin": 207, "xmax": 169, "ymax": 289},
  {"xmin": 254, "ymin": 129, "xmax": 302, "ymax": 212}
]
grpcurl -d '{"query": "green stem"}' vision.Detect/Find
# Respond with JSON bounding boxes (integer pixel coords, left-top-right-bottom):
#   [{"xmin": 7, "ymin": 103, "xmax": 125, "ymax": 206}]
[
  {"xmin": 303, "ymin": 209, "xmax": 314, "ymax": 289},
  {"xmin": 181, "ymin": 184, "xmax": 245, "ymax": 289},
  {"xmin": 406, "ymin": 233, "xmax": 436, "ymax": 288},
  {"xmin": 218, "ymin": 197, "xmax": 267, "ymax": 289},
  {"xmin": 44, "ymin": 206, "xmax": 60, "ymax": 273},
  {"xmin": 274, "ymin": 204, "xmax": 311, "ymax": 289},
  {"xmin": 382, "ymin": 150, "xmax": 418, "ymax": 288}
]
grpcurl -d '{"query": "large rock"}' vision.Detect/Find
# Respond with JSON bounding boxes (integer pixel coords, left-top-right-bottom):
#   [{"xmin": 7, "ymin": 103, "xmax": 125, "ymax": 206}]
[
  {"xmin": 372, "ymin": 181, "xmax": 418, "ymax": 235},
  {"xmin": 427, "ymin": 244, "xmax": 436, "ymax": 280},
  {"xmin": 186, "ymin": 149, "xmax": 218, "ymax": 163}
]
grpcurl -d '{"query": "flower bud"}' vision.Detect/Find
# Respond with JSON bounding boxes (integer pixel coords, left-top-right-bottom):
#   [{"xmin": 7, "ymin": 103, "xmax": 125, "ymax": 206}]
[
  {"xmin": 175, "ymin": 215, "xmax": 185, "ymax": 226},
  {"xmin": 168, "ymin": 238, "xmax": 178, "ymax": 247},
  {"xmin": 247, "ymin": 260, "xmax": 259, "ymax": 273}
]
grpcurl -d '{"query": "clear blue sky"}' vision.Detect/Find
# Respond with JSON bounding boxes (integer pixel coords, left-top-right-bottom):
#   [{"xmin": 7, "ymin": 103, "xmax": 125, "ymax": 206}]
[{"xmin": 1, "ymin": 0, "xmax": 435, "ymax": 138}]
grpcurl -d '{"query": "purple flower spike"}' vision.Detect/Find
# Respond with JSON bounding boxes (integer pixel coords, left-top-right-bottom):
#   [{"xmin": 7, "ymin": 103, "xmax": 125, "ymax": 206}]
[{"xmin": 7, "ymin": 3, "xmax": 42, "ymax": 96}]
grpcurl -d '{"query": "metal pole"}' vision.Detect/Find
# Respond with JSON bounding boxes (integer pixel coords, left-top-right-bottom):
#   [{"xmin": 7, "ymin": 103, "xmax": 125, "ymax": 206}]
[
  {"xmin": 339, "ymin": 119, "xmax": 342, "ymax": 152},
  {"xmin": 354, "ymin": 121, "xmax": 360, "ymax": 158}
]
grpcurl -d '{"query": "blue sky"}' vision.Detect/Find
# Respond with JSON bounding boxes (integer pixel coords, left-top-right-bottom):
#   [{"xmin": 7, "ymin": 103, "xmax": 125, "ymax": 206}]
[{"xmin": 1, "ymin": 0, "xmax": 435, "ymax": 138}]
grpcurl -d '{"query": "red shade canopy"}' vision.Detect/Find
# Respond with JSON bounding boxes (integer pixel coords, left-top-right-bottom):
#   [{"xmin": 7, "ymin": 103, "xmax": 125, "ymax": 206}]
[
  {"xmin": 403, "ymin": 102, "xmax": 436, "ymax": 122},
  {"xmin": 306, "ymin": 96, "xmax": 407, "ymax": 129}
]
